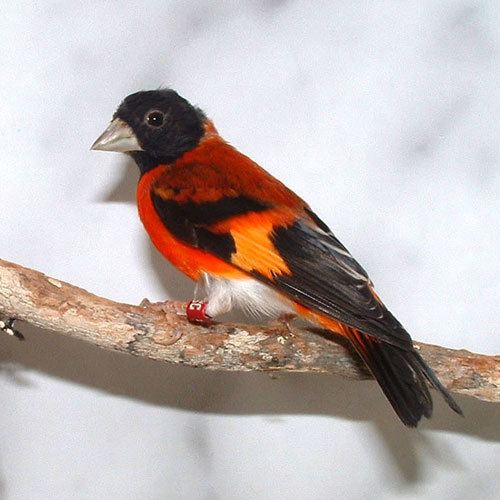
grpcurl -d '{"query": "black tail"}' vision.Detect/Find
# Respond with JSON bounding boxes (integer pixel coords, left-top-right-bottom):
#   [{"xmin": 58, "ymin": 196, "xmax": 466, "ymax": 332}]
[{"xmin": 347, "ymin": 330, "xmax": 463, "ymax": 427}]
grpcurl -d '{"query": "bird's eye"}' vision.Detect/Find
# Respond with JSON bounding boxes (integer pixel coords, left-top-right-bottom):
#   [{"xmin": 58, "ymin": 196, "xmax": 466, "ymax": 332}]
[{"xmin": 146, "ymin": 110, "xmax": 165, "ymax": 127}]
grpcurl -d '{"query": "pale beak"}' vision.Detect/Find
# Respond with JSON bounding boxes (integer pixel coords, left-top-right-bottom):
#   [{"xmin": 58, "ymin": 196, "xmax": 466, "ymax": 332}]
[{"xmin": 91, "ymin": 118, "xmax": 143, "ymax": 152}]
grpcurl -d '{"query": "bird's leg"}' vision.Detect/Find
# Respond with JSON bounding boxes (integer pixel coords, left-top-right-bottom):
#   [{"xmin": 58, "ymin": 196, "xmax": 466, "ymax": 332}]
[
  {"xmin": 0, "ymin": 316, "xmax": 24, "ymax": 341},
  {"xmin": 186, "ymin": 300, "xmax": 213, "ymax": 325},
  {"xmin": 186, "ymin": 274, "xmax": 213, "ymax": 325},
  {"xmin": 139, "ymin": 295, "xmax": 213, "ymax": 326},
  {"xmin": 185, "ymin": 276, "xmax": 236, "ymax": 325},
  {"xmin": 268, "ymin": 313, "xmax": 297, "ymax": 335},
  {"xmin": 139, "ymin": 298, "xmax": 152, "ymax": 307}
]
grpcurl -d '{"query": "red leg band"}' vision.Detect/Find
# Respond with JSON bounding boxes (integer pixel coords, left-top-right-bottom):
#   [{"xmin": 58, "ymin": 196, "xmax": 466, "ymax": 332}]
[{"xmin": 186, "ymin": 300, "xmax": 212, "ymax": 324}]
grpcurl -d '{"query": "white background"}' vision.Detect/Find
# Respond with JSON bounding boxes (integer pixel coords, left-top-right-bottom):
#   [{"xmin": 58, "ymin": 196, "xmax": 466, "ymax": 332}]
[{"xmin": 1, "ymin": 1, "xmax": 499, "ymax": 499}]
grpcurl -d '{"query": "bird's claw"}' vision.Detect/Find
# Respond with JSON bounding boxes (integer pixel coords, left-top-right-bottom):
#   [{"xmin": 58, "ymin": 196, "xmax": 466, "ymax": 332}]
[
  {"xmin": 0, "ymin": 317, "xmax": 24, "ymax": 341},
  {"xmin": 139, "ymin": 298, "xmax": 152, "ymax": 308},
  {"xmin": 268, "ymin": 313, "xmax": 297, "ymax": 336}
]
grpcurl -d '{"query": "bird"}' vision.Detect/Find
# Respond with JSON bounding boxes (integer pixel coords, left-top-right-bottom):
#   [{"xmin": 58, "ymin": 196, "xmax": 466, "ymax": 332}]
[{"xmin": 92, "ymin": 88, "xmax": 462, "ymax": 426}]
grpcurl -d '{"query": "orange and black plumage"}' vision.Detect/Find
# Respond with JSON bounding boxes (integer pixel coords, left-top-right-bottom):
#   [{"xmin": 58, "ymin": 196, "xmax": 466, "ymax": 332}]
[{"xmin": 92, "ymin": 89, "xmax": 462, "ymax": 427}]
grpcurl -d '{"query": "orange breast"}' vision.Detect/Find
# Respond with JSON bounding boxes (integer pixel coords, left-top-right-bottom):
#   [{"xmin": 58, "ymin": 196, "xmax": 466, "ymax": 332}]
[{"xmin": 137, "ymin": 167, "xmax": 246, "ymax": 281}]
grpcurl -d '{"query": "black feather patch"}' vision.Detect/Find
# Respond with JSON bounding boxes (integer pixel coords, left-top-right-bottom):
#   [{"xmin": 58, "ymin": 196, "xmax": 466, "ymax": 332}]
[
  {"xmin": 348, "ymin": 333, "xmax": 433, "ymax": 426},
  {"xmin": 155, "ymin": 196, "xmax": 269, "ymax": 226},
  {"xmin": 196, "ymin": 227, "xmax": 236, "ymax": 260},
  {"xmin": 265, "ymin": 220, "xmax": 412, "ymax": 348},
  {"xmin": 115, "ymin": 89, "xmax": 207, "ymax": 173},
  {"xmin": 304, "ymin": 207, "xmax": 333, "ymax": 234},
  {"xmin": 151, "ymin": 192, "xmax": 237, "ymax": 260}
]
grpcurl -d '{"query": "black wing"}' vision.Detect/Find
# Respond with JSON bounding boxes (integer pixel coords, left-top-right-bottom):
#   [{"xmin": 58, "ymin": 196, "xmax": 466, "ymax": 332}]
[
  {"xmin": 259, "ymin": 216, "xmax": 413, "ymax": 348},
  {"xmin": 152, "ymin": 181, "xmax": 412, "ymax": 348}
]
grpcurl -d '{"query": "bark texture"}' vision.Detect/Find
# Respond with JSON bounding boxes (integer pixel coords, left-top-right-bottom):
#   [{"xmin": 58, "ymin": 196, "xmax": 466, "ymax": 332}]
[{"xmin": 0, "ymin": 258, "xmax": 498, "ymax": 403}]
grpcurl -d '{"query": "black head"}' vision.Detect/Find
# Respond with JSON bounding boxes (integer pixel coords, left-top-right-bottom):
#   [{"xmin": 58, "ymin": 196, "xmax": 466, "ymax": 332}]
[{"xmin": 92, "ymin": 89, "xmax": 206, "ymax": 172}]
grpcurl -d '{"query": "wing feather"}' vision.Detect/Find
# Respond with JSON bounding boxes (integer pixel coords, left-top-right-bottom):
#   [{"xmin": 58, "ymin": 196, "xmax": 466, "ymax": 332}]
[{"xmin": 151, "ymin": 180, "xmax": 412, "ymax": 347}]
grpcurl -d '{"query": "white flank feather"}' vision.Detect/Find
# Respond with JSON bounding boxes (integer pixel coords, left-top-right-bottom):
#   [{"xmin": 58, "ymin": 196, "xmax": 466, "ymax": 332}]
[{"xmin": 201, "ymin": 273, "xmax": 293, "ymax": 319}]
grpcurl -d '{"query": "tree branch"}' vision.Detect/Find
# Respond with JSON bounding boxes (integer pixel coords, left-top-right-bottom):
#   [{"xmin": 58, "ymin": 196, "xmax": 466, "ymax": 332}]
[{"xmin": 0, "ymin": 258, "xmax": 498, "ymax": 403}]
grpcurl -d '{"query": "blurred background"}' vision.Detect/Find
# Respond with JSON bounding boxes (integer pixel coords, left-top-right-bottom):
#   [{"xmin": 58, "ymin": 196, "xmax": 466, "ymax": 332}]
[{"xmin": 1, "ymin": 1, "xmax": 499, "ymax": 499}]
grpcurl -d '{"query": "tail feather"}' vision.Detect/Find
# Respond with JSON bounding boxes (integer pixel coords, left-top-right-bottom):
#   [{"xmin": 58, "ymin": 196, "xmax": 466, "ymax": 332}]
[
  {"xmin": 347, "ymin": 328, "xmax": 462, "ymax": 427},
  {"xmin": 411, "ymin": 350, "xmax": 463, "ymax": 416},
  {"xmin": 297, "ymin": 306, "xmax": 463, "ymax": 426}
]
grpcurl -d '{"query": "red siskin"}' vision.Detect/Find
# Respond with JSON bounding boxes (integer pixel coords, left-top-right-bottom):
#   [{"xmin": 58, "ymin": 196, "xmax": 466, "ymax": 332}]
[{"xmin": 92, "ymin": 89, "xmax": 462, "ymax": 426}]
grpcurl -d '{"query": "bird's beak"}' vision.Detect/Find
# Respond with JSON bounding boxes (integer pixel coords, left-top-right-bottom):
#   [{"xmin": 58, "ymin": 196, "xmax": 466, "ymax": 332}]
[{"xmin": 91, "ymin": 118, "xmax": 143, "ymax": 152}]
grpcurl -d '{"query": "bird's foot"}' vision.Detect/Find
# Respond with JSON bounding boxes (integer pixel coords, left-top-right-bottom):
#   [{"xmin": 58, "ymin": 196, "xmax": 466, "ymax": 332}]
[
  {"xmin": 268, "ymin": 313, "xmax": 297, "ymax": 336},
  {"xmin": 139, "ymin": 298, "xmax": 152, "ymax": 308},
  {"xmin": 0, "ymin": 317, "xmax": 24, "ymax": 341},
  {"xmin": 186, "ymin": 300, "xmax": 213, "ymax": 326},
  {"xmin": 139, "ymin": 297, "xmax": 214, "ymax": 326}
]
